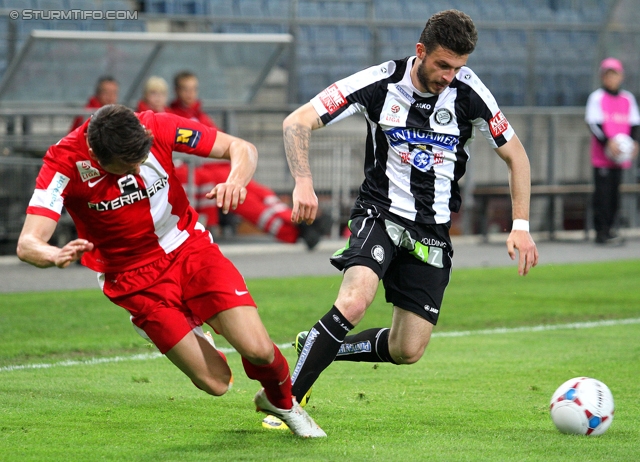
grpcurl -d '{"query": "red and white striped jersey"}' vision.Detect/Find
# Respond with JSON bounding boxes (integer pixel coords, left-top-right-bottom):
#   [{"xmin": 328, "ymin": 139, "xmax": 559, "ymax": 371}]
[{"xmin": 26, "ymin": 111, "xmax": 217, "ymax": 273}]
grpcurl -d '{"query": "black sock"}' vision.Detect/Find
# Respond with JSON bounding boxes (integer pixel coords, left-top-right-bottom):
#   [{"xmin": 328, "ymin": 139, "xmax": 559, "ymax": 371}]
[
  {"xmin": 334, "ymin": 328, "xmax": 397, "ymax": 364},
  {"xmin": 291, "ymin": 306, "xmax": 353, "ymax": 402}
]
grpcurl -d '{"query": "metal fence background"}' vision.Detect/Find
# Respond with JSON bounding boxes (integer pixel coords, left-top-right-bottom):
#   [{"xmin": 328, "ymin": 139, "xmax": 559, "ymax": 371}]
[{"xmin": 1, "ymin": 106, "xmax": 638, "ymax": 253}]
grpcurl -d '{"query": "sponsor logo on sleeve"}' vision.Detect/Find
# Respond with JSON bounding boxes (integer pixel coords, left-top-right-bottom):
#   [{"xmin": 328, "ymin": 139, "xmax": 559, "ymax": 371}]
[
  {"xmin": 175, "ymin": 128, "xmax": 202, "ymax": 148},
  {"xmin": 318, "ymin": 84, "xmax": 347, "ymax": 115},
  {"xmin": 489, "ymin": 111, "xmax": 509, "ymax": 138}
]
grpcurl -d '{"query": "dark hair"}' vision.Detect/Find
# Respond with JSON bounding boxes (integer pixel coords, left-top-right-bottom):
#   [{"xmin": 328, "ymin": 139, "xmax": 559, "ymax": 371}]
[
  {"xmin": 87, "ymin": 104, "xmax": 153, "ymax": 166},
  {"xmin": 419, "ymin": 9, "xmax": 478, "ymax": 56},
  {"xmin": 95, "ymin": 75, "xmax": 118, "ymax": 95},
  {"xmin": 174, "ymin": 70, "xmax": 197, "ymax": 89}
]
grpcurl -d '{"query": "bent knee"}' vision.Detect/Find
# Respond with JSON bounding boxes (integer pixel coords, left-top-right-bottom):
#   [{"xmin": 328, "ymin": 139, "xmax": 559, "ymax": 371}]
[
  {"xmin": 390, "ymin": 345, "xmax": 427, "ymax": 365},
  {"xmin": 194, "ymin": 375, "xmax": 232, "ymax": 396},
  {"xmin": 239, "ymin": 341, "xmax": 275, "ymax": 366}
]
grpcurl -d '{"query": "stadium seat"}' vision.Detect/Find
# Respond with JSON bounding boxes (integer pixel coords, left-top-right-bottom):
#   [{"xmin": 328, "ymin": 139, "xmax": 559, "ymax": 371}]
[
  {"xmin": 173, "ymin": 0, "xmax": 206, "ymax": 15},
  {"xmin": 264, "ymin": 0, "xmax": 290, "ymax": 18},
  {"xmin": 297, "ymin": 1, "xmax": 322, "ymax": 18},
  {"xmin": 204, "ymin": 0, "xmax": 234, "ymax": 17},
  {"xmin": 373, "ymin": 0, "xmax": 407, "ymax": 20},
  {"xmin": 2, "ymin": 0, "xmax": 36, "ymax": 10},
  {"xmin": 53, "ymin": 19, "xmax": 84, "ymax": 30},
  {"xmin": 237, "ymin": 0, "xmax": 265, "ymax": 17},
  {"xmin": 114, "ymin": 19, "xmax": 147, "ymax": 31},
  {"xmin": 144, "ymin": 0, "xmax": 175, "ymax": 14},
  {"xmin": 35, "ymin": 0, "xmax": 67, "ymax": 10},
  {"xmin": 103, "ymin": 0, "xmax": 136, "ymax": 11},
  {"xmin": 68, "ymin": 0, "xmax": 95, "ymax": 10}
]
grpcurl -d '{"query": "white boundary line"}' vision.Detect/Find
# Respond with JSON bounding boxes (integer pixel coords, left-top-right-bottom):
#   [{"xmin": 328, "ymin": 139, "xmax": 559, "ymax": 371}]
[{"xmin": 2, "ymin": 317, "xmax": 639, "ymax": 373}]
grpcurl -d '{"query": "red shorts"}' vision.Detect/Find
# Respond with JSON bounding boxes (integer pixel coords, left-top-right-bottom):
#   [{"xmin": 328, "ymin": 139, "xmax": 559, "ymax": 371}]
[{"xmin": 101, "ymin": 232, "xmax": 256, "ymax": 354}]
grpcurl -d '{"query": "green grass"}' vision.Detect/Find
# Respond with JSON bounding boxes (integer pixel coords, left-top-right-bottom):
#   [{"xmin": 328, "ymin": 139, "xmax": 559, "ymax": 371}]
[{"xmin": 1, "ymin": 261, "xmax": 639, "ymax": 461}]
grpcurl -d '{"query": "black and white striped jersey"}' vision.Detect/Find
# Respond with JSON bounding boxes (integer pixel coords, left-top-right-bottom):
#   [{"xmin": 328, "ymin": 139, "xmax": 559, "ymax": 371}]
[{"xmin": 310, "ymin": 56, "xmax": 515, "ymax": 224}]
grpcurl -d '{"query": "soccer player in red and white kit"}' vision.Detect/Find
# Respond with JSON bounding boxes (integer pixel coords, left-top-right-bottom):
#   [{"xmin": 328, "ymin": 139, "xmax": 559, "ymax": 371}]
[{"xmin": 16, "ymin": 104, "xmax": 325, "ymax": 438}]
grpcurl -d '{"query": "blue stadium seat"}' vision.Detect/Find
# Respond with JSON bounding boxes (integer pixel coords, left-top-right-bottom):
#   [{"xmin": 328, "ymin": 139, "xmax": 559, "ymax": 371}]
[
  {"xmin": 204, "ymin": 0, "xmax": 234, "ymax": 17},
  {"xmin": 373, "ymin": 0, "xmax": 406, "ymax": 20},
  {"xmin": 102, "ymin": 0, "xmax": 132, "ymax": 10},
  {"xmin": 53, "ymin": 19, "xmax": 84, "ymax": 30},
  {"xmin": 114, "ymin": 19, "xmax": 147, "ymax": 31},
  {"xmin": 35, "ymin": 0, "xmax": 68, "ymax": 10},
  {"xmin": 219, "ymin": 23, "xmax": 254, "ymax": 33},
  {"xmin": 297, "ymin": 1, "xmax": 322, "ymax": 18},
  {"xmin": 264, "ymin": 0, "xmax": 290, "ymax": 18},
  {"xmin": 237, "ymin": 0, "xmax": 265, "ymax": 17},
  {"xmin": 144, "ymin": 0, "xmax": 175, "ymax": 14},
  {"xmin": 298, "ymin": 64, "xmax": 330, "ymax": 101},
  {"xmin": 251, "ymin": 23, "xmax": 287, "ymax": 34},
  {"xmin": 2, "ymin": 0, "xmax": 36, "ymax": 10},
  {"xmin": 173, "ymin": 0, "xmax": 206, "ymax": 15},
  {"xmin": 68, "ymin": 0, "xmax": 95, "ymax": 10}
]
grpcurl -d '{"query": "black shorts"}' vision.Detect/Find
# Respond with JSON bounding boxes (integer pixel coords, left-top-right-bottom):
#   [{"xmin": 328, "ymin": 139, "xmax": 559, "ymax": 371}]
[{"xmin": 330, "ymin": 200, "xmax": 453, "ymax": 325}]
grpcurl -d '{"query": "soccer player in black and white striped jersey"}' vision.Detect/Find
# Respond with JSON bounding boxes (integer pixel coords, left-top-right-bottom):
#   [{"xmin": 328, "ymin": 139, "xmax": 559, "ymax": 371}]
[{"xmin": 276, "ymin": 9, "xmax": 538, "ymax": 428}]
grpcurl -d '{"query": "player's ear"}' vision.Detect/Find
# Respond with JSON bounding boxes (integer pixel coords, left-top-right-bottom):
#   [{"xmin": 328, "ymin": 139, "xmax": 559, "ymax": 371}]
[{"xmin": 416, "ymin": 42, "xmax": 427, "ymax": 59}]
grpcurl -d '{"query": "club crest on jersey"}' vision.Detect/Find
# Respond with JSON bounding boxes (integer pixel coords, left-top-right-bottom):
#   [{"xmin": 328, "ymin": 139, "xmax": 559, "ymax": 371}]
[
  {"xmin": 489, "ymin": 111, "xmax": 509, "ymax": 138},
  {"xmin": 76, "ymin": 160, "xmax": 100, "ymax": 182},
  {"xmin": 318, "ymin": 83, "xmax": 347, "ymax": 115},
  {"xmin": 175, "ymin": 128, "xmax": 202, "ymax": 148},
  {"xmin": 371, "ymin": 245, "xmax": 385, "ymax": 264},
  {"xmin": 434, "ymin": 108, "xmax": 453, "ymax": 126},
  {"xmin": 411, "ymin": 147, "xmax": 431, "ymax": 170}
]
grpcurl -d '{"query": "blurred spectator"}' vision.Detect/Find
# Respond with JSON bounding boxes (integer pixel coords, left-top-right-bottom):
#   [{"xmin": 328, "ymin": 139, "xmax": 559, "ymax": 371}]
[
  {"xmin": 163, "ymin": 72, "xmax": 330, "ymax": 248},
  {"xmin": 137, "ymin": 76, "xmax": 169, "ymax": 113},
  {"xmin": 69, "ymin": 76, "xmax": 119, "ymax": 132},
  {"xmin": 169, "ymin": 71, "xmax": 217, "ymax": 127},
  {"xmin": 585, "ymin": 58, "xmax": 640, "ymax": 245}
]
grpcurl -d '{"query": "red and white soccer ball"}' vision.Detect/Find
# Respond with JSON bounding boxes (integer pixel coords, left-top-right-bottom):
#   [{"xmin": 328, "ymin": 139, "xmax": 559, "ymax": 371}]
[{"xmin": 550, "ymin": 377, "xmax": 614, "ymax": 436}]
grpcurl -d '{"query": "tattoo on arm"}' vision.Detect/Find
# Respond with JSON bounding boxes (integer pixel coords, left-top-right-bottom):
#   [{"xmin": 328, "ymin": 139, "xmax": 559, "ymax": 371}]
[{"xmin": 284, "ymin": 123, "xmax": 313, "ymax": 179}]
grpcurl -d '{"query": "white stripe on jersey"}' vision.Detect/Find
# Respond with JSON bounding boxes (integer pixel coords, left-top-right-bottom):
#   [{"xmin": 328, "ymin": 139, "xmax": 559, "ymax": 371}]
[
  {"xmin": 28, "ymin": 172, "xmax": 70, "ymax": 216},
  {"xmin": 140, "ymin": 154, "xmax": 189, "ymax": 254}
]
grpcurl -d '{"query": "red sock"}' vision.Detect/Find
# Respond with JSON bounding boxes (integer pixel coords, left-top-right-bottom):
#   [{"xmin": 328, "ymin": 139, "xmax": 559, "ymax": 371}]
[{"xmin": 242, "ymin": 344, "xmax": 292, "ymax": 409}]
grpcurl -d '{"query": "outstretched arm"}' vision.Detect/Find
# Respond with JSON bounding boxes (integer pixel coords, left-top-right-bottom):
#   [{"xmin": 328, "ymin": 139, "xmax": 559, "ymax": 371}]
[
  {"xmin": 17, "ymin": 214, "xmax": 94, "ymax": 268},
  {"xmin": 205, "ymin": 131, "xmax": 258, "ymax": 214},
  {"xmin": 494, "ymin": 135, "xmax": 539, "ymax": 276},
  {"xmin": 282, "ymin": 102, "xmax": 325, "ymax": 224}
]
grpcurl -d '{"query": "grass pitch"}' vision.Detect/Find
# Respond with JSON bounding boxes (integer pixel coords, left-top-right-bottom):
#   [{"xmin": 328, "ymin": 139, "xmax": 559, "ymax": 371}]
[{"xmin": 1, "ymin": 260, "xmax": 639, "ymax": 461}]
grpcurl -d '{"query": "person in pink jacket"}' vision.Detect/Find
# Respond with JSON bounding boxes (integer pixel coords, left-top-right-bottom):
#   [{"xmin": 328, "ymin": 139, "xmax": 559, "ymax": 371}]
[{"xmin": 585, "ymin": 58, "xmax": 640, "ymax": 245}]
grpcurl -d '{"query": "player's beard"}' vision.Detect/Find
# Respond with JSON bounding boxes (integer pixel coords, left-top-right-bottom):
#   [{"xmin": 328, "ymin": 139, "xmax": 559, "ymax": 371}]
[{"xmin": 416, "ymin": 60, "xmax": 448, "ymax": 95}]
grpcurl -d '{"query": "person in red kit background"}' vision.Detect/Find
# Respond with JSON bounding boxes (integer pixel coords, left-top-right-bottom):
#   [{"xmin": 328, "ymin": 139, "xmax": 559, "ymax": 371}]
[
  {"xmin": 17, "ymin": 103, "xmax": 326, "ymax": 438},
  {"xmin": 168, "ymin": 71, "xmax": 331, "ymax": 249},
  {"xmin": 69, "ymin": 76, "xmax": 119, "ymax": 132}
]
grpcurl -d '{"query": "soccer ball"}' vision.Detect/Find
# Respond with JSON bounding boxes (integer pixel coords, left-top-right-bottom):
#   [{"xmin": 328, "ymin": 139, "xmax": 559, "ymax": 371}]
[
  {"xmin": 549, "ymin": 377, "xmax": 614, "ymax": 436},
  {"xmin": 606, "ymin": 133, "xmax": 635, "ymax": 164}
]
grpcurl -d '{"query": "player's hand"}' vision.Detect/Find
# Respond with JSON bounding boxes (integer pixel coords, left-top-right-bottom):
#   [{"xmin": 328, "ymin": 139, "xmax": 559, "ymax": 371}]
[
  {"xmin": 506, "ymin": 230, "xmax": 538, "ymax": 276},
  {"xmin": 207, "ymin": 182, "xmax": 247, "ymax": 214},
  {"xmin": 291, "ymin": 178, "xmax": 318, "ymax": 224},
  {"xmin": 606, "ymin": 138, "xmax": 622, "ymax": 158},
  {"xmin": 54, "ymin": 239, "xmax": 93, "ymax": 268}
]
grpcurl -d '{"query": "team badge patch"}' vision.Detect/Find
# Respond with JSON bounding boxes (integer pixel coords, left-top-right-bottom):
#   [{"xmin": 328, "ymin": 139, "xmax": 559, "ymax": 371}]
[
  {"xmin": 175, "ymin": 128, "xmax": 202, "ymax": 148},
  {"xmin": 318, "ymin": 84, "xmax": 347, "ymax": 115},
  {"xmin": 434, "ymin": 108, "xmax": 453, "ymax": 125},
  {"xmin": 371, "ymin": 245, "xmax": 385, "ymax": 264},
  {"xmin": 489, "ymin": 111, "xmax": 509, "ymax": 138}
]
